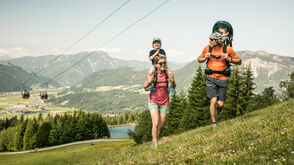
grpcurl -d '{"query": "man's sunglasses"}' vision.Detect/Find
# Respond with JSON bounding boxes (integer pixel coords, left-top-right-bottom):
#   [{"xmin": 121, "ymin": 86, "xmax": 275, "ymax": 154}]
[
  {"xmin": 157, "ymin": 62, "xmax": 166, "ymax": 66},
  {"xmin": 209, "ymin": 38, "xmax": 216, "ymax": 42}
]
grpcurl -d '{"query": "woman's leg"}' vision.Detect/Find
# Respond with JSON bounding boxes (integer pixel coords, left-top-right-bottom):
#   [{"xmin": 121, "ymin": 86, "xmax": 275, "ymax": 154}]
[
  {"xmin": 150, "ymin": 108, "xmax": 160, "ymax": 146},
  {"xmin": 157, "ymin": 112, "xmax": 167, "ymax": 139}
]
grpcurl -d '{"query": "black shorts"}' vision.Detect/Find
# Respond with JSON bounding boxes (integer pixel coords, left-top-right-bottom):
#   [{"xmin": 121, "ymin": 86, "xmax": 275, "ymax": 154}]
[{"xmin": 206, "ymin": 77, "xmax": 228, "ymax": 102}]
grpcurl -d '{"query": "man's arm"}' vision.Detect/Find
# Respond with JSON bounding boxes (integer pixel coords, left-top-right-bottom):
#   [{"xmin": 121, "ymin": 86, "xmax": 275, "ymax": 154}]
[
  {"xmin": 231, "ymin": 56, "xmax": 242, "ymax": 65},
  {"xmin": 198, "ymin": 52, "xmax": 211, "ymax": 63}
]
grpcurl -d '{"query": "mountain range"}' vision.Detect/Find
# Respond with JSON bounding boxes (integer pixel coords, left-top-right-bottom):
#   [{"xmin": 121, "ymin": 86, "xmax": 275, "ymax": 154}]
[
  {"xmin": 9, "ymin": 51, "xmax": 185, "ymax": 86},
  {"xmin": 3, "ymin": 50, "xmax": 294, "ymax": 113},
  {"xmin": 50, "ymin": 50, "xmax": 294, "ymax": 113},
  {"xmin": 0, "ymin": 61, "xmax": 59, "ymax": 92},
  {"xmin": 0, "ymin": 55, "xmax": 13, "ymax": 61}
]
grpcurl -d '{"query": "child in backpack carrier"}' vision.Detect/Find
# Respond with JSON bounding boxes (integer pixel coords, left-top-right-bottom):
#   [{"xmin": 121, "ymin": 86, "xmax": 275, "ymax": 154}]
[
  {"xmin": 147, "ymin": 37, "xmax": 175, "ymax": 93},
  {"xmin": 212, "ymin": 20, "xmax": 234, "ymax": 47}
]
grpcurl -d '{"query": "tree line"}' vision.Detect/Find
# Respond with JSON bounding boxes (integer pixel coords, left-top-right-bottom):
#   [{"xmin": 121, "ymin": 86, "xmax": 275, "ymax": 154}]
[
  {"xmin": 103, "ymin": 110, "xmax": 140, "ymax": 125},
  {"xmin": 0, "ymin": 110, "xmax": 109, "ymax": 152},
  {"xmin": 129, "ymin": 66, "xmax": 294, "ymax": 144}
]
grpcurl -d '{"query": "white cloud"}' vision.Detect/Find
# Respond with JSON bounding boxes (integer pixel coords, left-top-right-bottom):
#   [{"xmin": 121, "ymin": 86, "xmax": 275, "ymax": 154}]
[
  {"xmin": 0, "ymin": 49, "xmax": 8, "ymax": 54},
  {"xmin": 134, "ymin": 50, "xmax": 145, "ymax": 55},
  {"xmin": 11, "ymin": 47, "xmax": 23, "ymax": 51},
  {"xmin": 168, "ymin": 50, "xmax": 185, "ymax": 56},
  {"xmin": 109, "ymin": 48, "xmax": 121, "ymax": 53}
]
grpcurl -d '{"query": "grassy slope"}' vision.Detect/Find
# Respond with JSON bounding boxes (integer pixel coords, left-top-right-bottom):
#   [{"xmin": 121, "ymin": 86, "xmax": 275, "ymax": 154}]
[
  {"xmin": 83, "ymin": 99, "xmax": 294, "ymax": 164},
  {"xmin": 0, "ymin": 100, "xmax": 293, "ymax": 164},
  {"xmin": 0, "ymin": 141, "xmax": 134, "ymax": 165}
]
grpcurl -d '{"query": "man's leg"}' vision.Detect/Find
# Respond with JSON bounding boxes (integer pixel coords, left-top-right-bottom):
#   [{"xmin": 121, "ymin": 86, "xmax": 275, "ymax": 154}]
[
  {"xmin": 210, "ymin": 97, "xmax": 218, "ymax": 123},
  {"xmin": 216, "ymin": 84, "xmax": 228, "ymax": 116},
  {"xmin": 217, "ymin": 101, "xmax": 224, "ymax": 116}
]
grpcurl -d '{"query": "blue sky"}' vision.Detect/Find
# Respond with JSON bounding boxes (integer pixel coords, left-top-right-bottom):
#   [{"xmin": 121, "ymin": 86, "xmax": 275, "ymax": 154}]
[{"xmin": 0, "ymin": 0, "xmax": 293, "ymax": 63}]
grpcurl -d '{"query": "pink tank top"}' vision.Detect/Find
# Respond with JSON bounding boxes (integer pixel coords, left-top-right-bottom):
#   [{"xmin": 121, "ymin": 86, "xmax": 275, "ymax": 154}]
[{"xmin": 147, "ymin": 73, "xmax": 169, "ymax": 106}]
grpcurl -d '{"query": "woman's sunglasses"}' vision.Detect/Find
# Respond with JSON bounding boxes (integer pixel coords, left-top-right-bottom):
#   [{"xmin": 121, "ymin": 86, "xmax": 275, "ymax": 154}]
[{"xmin": 157, "ymin": 62, "xmax": 166, "ymax": 66}]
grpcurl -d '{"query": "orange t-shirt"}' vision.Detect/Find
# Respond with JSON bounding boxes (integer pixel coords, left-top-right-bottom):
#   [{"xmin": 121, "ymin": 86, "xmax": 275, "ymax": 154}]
[{"xmin": 200, "ymin": 45, "xmax": 238, "ymax": 80}]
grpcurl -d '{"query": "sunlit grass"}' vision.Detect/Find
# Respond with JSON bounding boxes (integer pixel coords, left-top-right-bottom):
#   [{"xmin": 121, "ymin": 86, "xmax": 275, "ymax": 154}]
[
  {"xmin": 79, "ymin": 99, "xmax": 294, "ymax": 164},
  {"xmin": 0, "ymin": 140, "xmax": 134, "ymax": 165}
]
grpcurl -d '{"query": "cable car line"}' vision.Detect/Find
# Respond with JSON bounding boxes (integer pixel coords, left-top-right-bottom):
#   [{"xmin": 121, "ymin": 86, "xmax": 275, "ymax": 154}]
[
  {"xmin": 15, "ymin": 0, "xmax": 131, "ymax": 91},
  {"xmin": 43, "ymin": 0, "xmax": 170, "ymax": 86},
  {"xmin": 8, "ymin": 0, "xmax": 131, "ymax": 94}
]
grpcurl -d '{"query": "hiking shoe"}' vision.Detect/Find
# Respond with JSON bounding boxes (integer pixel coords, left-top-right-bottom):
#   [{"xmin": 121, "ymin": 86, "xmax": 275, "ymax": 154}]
[
  {"xmin": 151, "ymin": 140, "xmax": 155, "ymax": 149},
  {"xmin": 212, "ymin": 123, "xmax": 217, "ymax": 128}
]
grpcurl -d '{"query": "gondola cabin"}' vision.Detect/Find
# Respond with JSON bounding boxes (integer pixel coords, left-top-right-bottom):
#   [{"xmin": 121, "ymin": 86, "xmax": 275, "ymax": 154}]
[
  {"xmin": 22, "ymin": 90, "xmax": 30, "ymax": 99},
  {"xmin": 40, "ymin": 91, "xmax": 48, "ymax": 100}
]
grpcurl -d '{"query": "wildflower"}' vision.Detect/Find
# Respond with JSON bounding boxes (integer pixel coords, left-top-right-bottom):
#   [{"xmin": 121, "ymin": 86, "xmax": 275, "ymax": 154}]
[
  {"xmin": 291, "ymin": 151, "xmax": 294, "ymax": 154},
  {"xmin": 251, "ymin": 143, "xmax": 254, "ymax": 146},
  {"xmin": 282, "ymin": 132, "xmax": 285, "ymax": 135},
  {"xmin": 274, "ymin": 159, "xmax": 278, "ymax": 162},
  {"xmin": 229, "ymin": 142, "xmax": 232, "ymax": 145}
]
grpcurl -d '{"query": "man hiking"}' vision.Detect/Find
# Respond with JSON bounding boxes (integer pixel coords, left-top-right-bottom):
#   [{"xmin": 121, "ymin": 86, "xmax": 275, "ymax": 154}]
[{"xmin": 198, "ymin": 31, "xmax": 242, "ymax": 127}]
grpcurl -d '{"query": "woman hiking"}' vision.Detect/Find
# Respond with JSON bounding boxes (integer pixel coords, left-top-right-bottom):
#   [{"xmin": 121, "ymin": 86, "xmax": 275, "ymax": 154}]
[{"xmin": 144, "ymin": 56, "xmax": 176, "ymax": 149}]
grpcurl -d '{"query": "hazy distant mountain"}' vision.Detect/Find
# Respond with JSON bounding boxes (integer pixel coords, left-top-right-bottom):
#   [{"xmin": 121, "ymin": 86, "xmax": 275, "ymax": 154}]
[
  {"xmin": 51, "ymin": 51, "xmax": 294, "ymax": 113},
  {"xmin": 9, "ymin": 51, "xmax": 185, "ymax": 86},
  {"xmin": 0, "ymin": 55, "xmax": 13, "ymax": 61},
  {"xmin": 0, "ymin": 61, "xmax": 60, "ymax": 92}
]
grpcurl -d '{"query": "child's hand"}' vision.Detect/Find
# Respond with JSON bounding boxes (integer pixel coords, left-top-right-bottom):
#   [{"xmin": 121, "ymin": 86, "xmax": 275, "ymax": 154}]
[{"xmin": 159, "ymin": 54, "xmax": 166, "ymax": 58}]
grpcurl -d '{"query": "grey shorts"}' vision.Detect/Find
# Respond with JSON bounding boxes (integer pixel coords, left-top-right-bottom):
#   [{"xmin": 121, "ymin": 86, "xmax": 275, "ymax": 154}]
[{"xmin": 206, "ymin": 77, "xmax": 228, "ymax": 102}]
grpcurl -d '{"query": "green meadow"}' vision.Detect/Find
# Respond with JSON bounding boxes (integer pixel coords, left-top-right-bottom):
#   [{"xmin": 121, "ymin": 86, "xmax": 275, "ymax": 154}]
[
  {"xmin": 81, "ymin": 99, "xmax": 294, "ymax": 164},
  {"xmin": 0, "ymin": 140, "xmax": 134, "ymax": 165},
  {"xmin": 1, "ymin": 100, "xmax": 294, "ymax": 164}
]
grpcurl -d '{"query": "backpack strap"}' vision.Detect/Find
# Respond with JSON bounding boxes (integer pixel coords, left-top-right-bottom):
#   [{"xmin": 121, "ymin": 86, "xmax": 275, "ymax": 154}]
[
  {"xmin": 223, "ymin": 45, "xmax": 231, "ymax": 68},
  {"xmin": 206, "ymin": 46, "xmax": 213, "ymax": 65},
  {"xmin": 149, "ymin": 73, "xmax": 157, "ymax": 100}
]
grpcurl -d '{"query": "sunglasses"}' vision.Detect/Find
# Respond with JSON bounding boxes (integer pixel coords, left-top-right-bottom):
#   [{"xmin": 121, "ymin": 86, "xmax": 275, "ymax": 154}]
[
  {"xmin": 209, "ymin": 38, "xmax": 216, "ymax": 42},
  {"xmin": 157, "ymin": 62, "xmax": 166, "ymax": 66}
]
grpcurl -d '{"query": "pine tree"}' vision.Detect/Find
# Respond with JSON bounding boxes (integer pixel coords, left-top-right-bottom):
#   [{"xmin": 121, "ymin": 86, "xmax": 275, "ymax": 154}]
[
  {"xmin": 13, "ymin": 119, "xmax": 27, "ymax": 151},
  {"xmin": 48, "ymin": 129, "xmax": 58, "ymax": 145},
  {"xmin": 221, "ymin": 67, "xmax": 241, "ymax": 119},
  {"xmin": 35, "ymin": 122, "xmax": 52, "ymax": 147},
  {"xmin": 0, "ymin": 129, "xmax": 7, "ymax": 151},
  {"xmin": 23, "ymin": 118, "xmax": 38, "ymax": 150},
  {"xmin": 239, "ymin": 65, "xmax": 255, "ymax": 114},
  {"xmin": 280, "ymin": 72, "xmax": 294, "ymax": 99},
  {"xmin": 178, "ymin": 66, "xmax": 210, "ymax": 132},
  {"xmin": 128, "ymin": 110, "xmax": 152, "ymax": 144},
  {"xmin": 163, "ymin": 90, "xmax": 187, "ymax": 136}
]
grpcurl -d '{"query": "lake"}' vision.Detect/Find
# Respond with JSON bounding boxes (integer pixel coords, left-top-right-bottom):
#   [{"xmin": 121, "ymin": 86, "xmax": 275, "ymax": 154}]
[{"xmin": 109, "ymin": 125, "xmax": 135, "ymax": 138}]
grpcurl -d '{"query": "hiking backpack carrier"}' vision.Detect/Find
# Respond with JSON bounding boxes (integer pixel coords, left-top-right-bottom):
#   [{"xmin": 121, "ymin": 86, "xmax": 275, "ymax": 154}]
[{"xmin": 204, "ymin": 45, "xmax": 231, "ymax": 77}]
